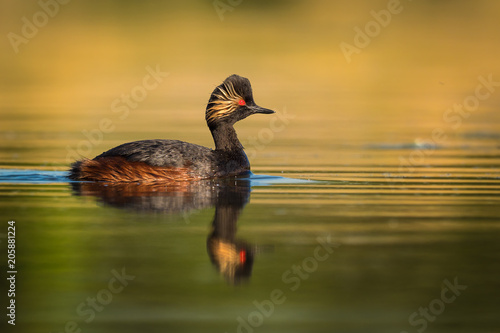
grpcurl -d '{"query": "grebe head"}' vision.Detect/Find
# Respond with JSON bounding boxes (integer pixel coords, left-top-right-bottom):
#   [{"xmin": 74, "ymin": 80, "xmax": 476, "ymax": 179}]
[{"xmin": 206, "ymin": 74, "xmax": 274, "ymax": 128}]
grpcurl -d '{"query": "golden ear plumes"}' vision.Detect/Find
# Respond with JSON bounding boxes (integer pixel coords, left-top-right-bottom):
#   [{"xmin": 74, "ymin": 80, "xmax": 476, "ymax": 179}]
[{"xmin": 206, "ymin": 81, "xmax": 244, "ymax": 124}]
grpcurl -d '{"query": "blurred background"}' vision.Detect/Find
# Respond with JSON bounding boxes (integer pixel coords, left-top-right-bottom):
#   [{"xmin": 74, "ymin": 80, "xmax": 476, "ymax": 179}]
[
  {"xmin": 1, "ymin": 0, "xmax": 500, "ymax": 169},
  {"xmin": 1, "ymin": 2, "xmax": 500, "ymax": 333}
]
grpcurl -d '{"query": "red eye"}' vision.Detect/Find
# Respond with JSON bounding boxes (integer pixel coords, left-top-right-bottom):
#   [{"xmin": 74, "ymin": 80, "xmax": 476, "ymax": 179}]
[
  {"xmin": 238, "ymin": 99, "xmax": 246, "ymax": 106},
  {"xmin": 239, "ymin": 250, "xmax": 246, "ymax": 264}
]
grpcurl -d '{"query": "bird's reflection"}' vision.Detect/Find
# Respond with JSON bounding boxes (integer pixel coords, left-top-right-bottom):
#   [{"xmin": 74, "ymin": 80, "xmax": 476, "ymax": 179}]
[
  {"xmin": 71, "ymin": 178, "xmax": 258, "ymax": 284},
  {"xmin": 206, "ymin": 180, "xmax": 254, "ymax": 284}
]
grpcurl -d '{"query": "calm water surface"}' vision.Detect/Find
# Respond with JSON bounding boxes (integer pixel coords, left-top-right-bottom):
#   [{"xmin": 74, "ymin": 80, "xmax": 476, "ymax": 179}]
[
  {"xmin": 1, "ymin": 110, "xmax": 499, "ymax": 333},
  {"xmin": 3, "ymin": 2, "xmax": 500, "ymax": 332}
]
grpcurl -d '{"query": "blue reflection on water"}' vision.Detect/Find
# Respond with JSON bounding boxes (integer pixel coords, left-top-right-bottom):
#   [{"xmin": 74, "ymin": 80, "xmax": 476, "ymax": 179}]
[
  {"xmin": 0, "ymin": 169, "xmax": 71, "ymax": 183},
  {"xmin": 0, "ymin": 169, "xmax": 313, "ymax": 185}
]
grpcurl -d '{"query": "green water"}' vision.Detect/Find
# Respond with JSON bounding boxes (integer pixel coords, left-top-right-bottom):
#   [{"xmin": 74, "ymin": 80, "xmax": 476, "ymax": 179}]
[
  {"xmin": 2, "ymin": 1, "xmax": 500, "ymax": 332},
  {"xmin": 1, "ymin": 125, "xmax": 499, "ymax": 333}
]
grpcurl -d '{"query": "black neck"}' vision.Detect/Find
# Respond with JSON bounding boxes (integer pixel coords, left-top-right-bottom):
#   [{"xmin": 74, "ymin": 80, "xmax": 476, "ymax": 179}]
[{"xmin": 210, "ymin": 123, "xmax": 244, "ymax": 151}]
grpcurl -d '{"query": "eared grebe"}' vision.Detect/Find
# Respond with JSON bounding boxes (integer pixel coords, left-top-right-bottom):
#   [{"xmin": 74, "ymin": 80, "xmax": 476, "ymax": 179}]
[{"xmin": 69, "ymin": 74, "xmax": 274, "ymax": 182}]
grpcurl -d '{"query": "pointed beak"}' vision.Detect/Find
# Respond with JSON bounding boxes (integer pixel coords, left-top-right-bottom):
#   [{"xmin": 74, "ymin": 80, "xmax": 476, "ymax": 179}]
[{"xmin": 249, "ymin": 105, "xmax": 275, "ymax": 115}]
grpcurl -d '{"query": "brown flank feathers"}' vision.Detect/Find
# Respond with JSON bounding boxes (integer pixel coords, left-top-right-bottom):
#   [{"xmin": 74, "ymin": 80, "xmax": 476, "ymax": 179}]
[{"xmin": 71, "ymin": 156, "xmax": 199, "ymax": 182}]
